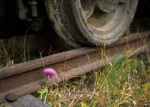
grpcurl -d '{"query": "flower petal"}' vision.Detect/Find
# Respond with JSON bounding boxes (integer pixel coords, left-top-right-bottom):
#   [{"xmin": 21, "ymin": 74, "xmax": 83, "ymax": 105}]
[{"xmin": 43, "ymin": 68, "xmax": 56, "ymax": 76}]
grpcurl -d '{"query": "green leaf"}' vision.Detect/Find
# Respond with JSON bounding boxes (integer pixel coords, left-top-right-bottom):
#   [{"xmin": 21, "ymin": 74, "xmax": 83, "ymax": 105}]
[
  {"xmin": 90, "ymin": 101, "xmax": 99, "ymax": 107},
  {"xmin": 47, "ymin": 102, "xmax": 53, "ymax": 106},
  {"xmin": 80, "ymin": 102, "xmax": 88, "ymax": 107}
]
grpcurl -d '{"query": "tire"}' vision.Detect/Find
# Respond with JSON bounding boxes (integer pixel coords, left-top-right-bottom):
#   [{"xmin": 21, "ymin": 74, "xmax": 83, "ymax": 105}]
[{"xmin": 45, "ymin": 0, "xmax": 138, "ymax": 47}]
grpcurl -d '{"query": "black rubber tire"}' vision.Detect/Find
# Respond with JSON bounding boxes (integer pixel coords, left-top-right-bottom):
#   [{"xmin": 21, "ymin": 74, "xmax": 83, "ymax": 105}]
[{"xmin": 45, "ymin": 0, "xmax": 138, "ymax": 47}]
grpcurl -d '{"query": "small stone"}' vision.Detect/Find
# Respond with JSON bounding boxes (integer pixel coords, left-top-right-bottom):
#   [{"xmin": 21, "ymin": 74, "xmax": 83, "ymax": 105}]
[{"xmin": 5, "ymin": 94, "xmax": 17, "ymax": 102}]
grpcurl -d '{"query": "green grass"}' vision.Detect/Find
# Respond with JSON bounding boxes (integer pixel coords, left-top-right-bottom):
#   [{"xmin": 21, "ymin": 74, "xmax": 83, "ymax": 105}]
[
  {"xmin": 95, "ymin": 57, "xmax": 149, "ymax": 106},
  {"xmin": 37, "ymin": 55, "xmax": 150, "ymax": 107}
]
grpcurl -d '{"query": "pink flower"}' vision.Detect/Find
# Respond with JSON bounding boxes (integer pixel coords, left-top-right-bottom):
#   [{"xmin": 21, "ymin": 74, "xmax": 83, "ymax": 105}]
[{"xmin": 43, "ymin": 68, "xmax": 56, "ymax": 76}]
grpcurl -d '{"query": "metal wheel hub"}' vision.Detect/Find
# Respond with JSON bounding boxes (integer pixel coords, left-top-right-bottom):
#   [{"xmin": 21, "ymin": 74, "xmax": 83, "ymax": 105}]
[{"xmin": 78, "ymin": 0, "xmax": 128, "ymax": 32}]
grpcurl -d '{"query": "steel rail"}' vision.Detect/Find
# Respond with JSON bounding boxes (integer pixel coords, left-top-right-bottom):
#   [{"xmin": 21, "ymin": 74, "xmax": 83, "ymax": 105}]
[
  {"xmin": 0, "ymin": 32, "xmax": 150, "ymax": 104},
  {"xmin": 0, "ymin": 32, "xmax": 149, "ymax": 79}
]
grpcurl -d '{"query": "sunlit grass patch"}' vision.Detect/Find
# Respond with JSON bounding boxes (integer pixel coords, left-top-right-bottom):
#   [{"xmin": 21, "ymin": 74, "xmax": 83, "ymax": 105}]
[
  {"xmin": 95, "ymin": 57, "xmax": 149, "ymax": 106},
  {"xmin": 38, "ymin": 55, "xmax": 150, "ymax": 107}
]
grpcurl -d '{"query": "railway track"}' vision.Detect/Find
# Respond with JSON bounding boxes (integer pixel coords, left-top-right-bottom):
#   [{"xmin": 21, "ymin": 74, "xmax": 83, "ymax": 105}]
[{"xmin": 0, "ymin": 32, "xmax": 150, "ymax": 104}]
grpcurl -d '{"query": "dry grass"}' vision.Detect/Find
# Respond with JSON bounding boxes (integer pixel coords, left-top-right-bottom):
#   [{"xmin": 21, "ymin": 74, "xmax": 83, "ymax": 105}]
[{"xmin": 38, "ymin": 55, "xmax": 150, "ymax": 107}]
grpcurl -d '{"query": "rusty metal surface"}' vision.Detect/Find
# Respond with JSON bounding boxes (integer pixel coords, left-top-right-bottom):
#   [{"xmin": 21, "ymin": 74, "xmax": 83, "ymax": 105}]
[
  {"xmin": 0, "ymin": 32, "xmax": 150, "ymax": 104},
  {"xmin": 113, "ymin": 32, "xmax": 150, "ymax": 46},
  {"xmin": 0, "ymin": 48, "xmax": 97, "ymax": 79}
]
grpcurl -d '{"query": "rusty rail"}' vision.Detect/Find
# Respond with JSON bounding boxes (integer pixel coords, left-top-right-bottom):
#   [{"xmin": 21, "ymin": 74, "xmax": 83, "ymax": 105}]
[{"xmin": 0, "ymin": 32, "xmax": 150, "ymax": 104}]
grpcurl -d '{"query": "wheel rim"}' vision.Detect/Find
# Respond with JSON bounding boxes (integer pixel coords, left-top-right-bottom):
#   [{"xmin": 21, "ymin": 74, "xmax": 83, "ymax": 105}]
[{"xmin": 72, "ymin": 0, "xmax": 137, "ymax": 45}]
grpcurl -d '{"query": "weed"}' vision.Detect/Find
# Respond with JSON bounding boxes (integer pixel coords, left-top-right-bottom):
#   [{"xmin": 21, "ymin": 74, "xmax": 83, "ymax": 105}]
[
  {"xmin": 37, "ymin": 81, "xmax": 49, "ymax": 103},
  {"xmin": 23, "ymin": 24, "xmax": 33, "ymax": 62}
]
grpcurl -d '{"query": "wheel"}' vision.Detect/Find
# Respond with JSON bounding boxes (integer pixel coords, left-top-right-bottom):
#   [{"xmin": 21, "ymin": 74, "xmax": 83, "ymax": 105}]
[{"xmin": 45, "ymin": 0, "xmax": 138, "ymax": 47}]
